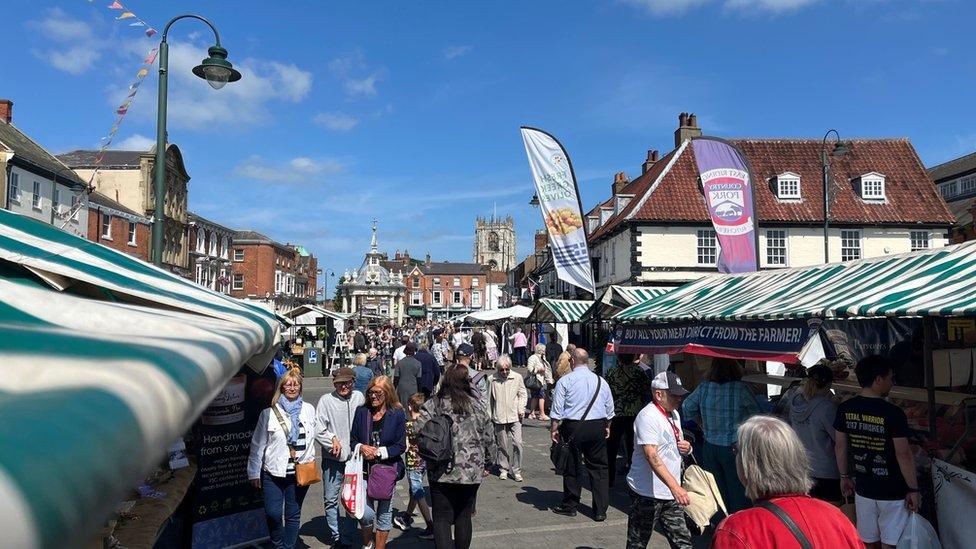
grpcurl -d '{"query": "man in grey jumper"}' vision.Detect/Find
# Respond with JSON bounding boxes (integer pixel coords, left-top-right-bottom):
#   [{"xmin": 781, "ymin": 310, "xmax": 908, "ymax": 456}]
[{"xmin": 315, "ymin": 367, "xmax": 364, "ymax": 546}]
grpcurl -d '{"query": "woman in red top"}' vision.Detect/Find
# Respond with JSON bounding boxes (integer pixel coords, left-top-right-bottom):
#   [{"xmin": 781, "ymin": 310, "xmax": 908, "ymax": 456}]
[{"xmin": 712, "ymin": 416, "xmax": 861, "ymax": 549}]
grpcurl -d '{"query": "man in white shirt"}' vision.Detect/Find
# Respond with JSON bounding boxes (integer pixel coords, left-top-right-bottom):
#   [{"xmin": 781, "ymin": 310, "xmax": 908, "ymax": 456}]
[
  {"xmin": 392, "ymin": 336, "xmax": 408, "ymax": 365},
  {"xmin": 625, "ymin": 371, "xmax": 693, "ymax": 549}
]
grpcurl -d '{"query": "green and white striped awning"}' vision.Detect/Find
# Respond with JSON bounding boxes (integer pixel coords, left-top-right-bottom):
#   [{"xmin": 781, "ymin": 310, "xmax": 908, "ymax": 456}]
[
  {"xmin": 0, "ymin": 210, "xmax": 283, "ymax": 548},
  {"xmin": 584, "ymin": 285, "xmax": 673, "ymax": 320},
  {"xmin": 529, "ymin": 298, "xmax": 595, "ymax": 323},
  {"xmin": 615, "ymin": 241, "xmax": 976, "ymax": 322}
]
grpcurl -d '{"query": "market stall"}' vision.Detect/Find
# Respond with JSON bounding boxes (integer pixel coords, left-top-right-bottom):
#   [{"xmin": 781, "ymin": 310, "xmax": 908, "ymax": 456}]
[
  {"xmin": 0, "ymin": 210, "xmax": 283, "ymax": 548},
  {"xmin": 527, "ymin": 298, "xmax": 594, "ymax": 351},
  {"xmin": 584, "ymin": 285, "xmax": 672, "ymax": 321}
]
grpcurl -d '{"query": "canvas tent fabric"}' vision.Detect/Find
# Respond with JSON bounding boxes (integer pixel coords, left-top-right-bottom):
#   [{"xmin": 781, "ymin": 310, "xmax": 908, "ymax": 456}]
[
  {"xmin": 528, "ymin": 298, "xmax": 595, "ymax": 323},
  {"xmin": 285, "ymin": 304, "xmax": 351, "ymax": 325},
  {"xmin": 0, "ymin": 210, "xmax": 282, "ymax": 548},
  {"xmin": 586, "ymin": 285, "xmax": 671, "ymax": 320},
  {"xmin": 460, "ymin": 305, "xmax": 533, "ymax": 323},
  {"xmin": 615, "ymin": 241, "xmax": 976, "ymax": 322}
]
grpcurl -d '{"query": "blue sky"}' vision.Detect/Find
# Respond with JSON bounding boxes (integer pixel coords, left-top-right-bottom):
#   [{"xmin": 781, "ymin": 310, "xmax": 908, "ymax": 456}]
[{"xmin": 2, "ymin": 0, "xmax": 973, "ymax": 280}]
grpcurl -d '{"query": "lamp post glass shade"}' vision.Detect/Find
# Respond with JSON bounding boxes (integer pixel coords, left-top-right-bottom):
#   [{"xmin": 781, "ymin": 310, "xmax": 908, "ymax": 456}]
[
  {"xmin": 529, "ymin": 194, "xmax": 540, "ymax": 206},
  {"xmin": 192, "ymin": 46, "xmax": 241, "ymax": 89},
  {"xmin": 832, "ymin": 140, "xmax": 850, "ymax": 157}
]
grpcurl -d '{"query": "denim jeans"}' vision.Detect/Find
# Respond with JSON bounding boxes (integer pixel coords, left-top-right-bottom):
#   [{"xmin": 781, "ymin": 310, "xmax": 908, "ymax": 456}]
[
  {"xmin": 262, "ymin": 470, "xmax": 309, "ymax": 549},
  {"xmin": 407, "ymin": 468, "xmax": 428, "ymax": 500},
  {"xmin": 321, "ymin": 458, "xmax": 345, "ymax": 543},
  {"xmin": 360, "ymin": 478, "xmax": 395, "ymax": 531}
]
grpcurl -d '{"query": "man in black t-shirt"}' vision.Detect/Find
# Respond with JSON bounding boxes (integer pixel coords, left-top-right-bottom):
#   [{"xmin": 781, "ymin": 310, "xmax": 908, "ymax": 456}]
[{"xmin": 834, "ymin": 355, "xmax": 919, "ymax": 549}]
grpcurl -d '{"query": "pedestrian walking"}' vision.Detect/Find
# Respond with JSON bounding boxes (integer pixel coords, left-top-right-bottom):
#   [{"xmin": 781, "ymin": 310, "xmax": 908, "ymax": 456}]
[
  {"xmin": 366, "ymin": 348, "xmax": 384, "ymax": 377},
  {"xmin": 784, "ymin": 363, "xmax": 841, "ymax": 503},
  {"xmin": 625, "ymin": 371, "xmax": 693, "ymax": 549},
  {"xmin": 545, "ymin": 332, "xmax": 562, "ymax": 369},
  {"xmin": 555, "ymin": 350, "xmax": 573, "ymax": 382},
  {"xmin": 550, "ymin": 348, "xmax": 615, "ymax": 521},
  {"xmin": 247, "ymin": 368, "xmax": 316, "ymax": 549},
  {"xmin": 605, "ymin": 353, "xmax": 653, "ymax": 486},
  {"xmin": 471, "ymin": 327, "xmax": 487, "ymax": 369},
  {"xmin": 509, "ymin": 326, "xmax": 528, "ymax": 367},
  {"xmin": 488, "ymin": 354, "xmax": 528, "ymax": 481},
  {"xmin": 417, "ymin": 366, "xmax": 496, "ymax": 549},
  {"xmin": 682, "ymin": 357, "xmax": 760, "ymax": 513},
  {"xmin": 392, "ymin": 393, "xmax": 434, "ymax": 540},
  {"xmin": 351, "ymin": 376, "xmax": 407, "ymax": 549},
  {"xmin": 455, "ymin": 343, "xmax": 489, "ymax": 411},
  {"xmin": 835, "ymin": 355, "xmax": 919, "ymax": 549},
  {"xmin": 713, "ymin": 415, "xmax": 862, "ymax": 548},
  {"xmin": 432, "ymin": 329, "xmax": 449, "ymax": 370},
  {"xmin": 313, "ymin": 367, "xmax": 365, "ymax": 547},
  {"xmin": 393, "ymin": 342, "xmax": 423, "ymax": 407},
  {"xmin": 354, "ymin": 327, "xmax": 368, "ymax": 354},
  {"xmin": 526, "ymin": 343, "xmax": 554, "ymax": 420},
  {"xmin": 484, "ymin": 327, "xmax": 499, "ymax": 363},
  {"xmin": 351, "ymin": 353, "xmax": 375, "ymax": 395},
  {"xmin": 415, "ymin": 340, "xmax": 441, "ymax": 397},
  {"xmin": 393, "ymin": 336, "xmax": 409, "ymax": 365}
]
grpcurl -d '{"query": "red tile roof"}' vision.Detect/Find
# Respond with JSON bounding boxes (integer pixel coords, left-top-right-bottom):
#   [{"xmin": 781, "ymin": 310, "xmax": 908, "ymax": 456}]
[{"xmin": 589, "ymin": 138, "xmax": 954, "ymax": 243}]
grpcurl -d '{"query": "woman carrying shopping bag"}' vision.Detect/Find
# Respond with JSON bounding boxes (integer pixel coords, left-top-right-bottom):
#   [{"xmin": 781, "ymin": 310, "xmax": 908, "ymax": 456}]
[
  {"xmin": 247, "ymin": 368, "xmax": 318, "ymax": 549},
  {"xmin": 351, "ymin": 375, "xmax": 407, "ymax": 549}
]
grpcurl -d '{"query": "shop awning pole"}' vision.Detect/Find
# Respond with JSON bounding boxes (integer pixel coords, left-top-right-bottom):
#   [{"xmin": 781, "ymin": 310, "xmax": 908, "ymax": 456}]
[{"xmin": 923, "ymin": 316, "xmax": 937, "ymax": 440}]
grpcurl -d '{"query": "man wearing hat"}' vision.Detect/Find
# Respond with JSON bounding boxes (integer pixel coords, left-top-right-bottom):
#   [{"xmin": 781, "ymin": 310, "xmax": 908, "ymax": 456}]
[
  {"xmin": 315, "ymin": 367, "xmax": 365, "ymax": 547},
  {"xmin": 625, "ymin": 371, "xmax": 693, "ymax": 549}
]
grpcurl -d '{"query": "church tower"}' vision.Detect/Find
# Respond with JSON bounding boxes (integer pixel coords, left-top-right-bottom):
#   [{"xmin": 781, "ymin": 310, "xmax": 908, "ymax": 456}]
[{"xmin": 473, "ymin": 214, "xmax": 516, "ymax": 272}]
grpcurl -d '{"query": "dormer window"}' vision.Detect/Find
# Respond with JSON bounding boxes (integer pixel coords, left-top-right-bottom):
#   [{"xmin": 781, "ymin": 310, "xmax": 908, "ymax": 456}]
[
  {"xmin": 774, "ymin": 172, "xmax": 801, "ymax": 200},
  {"xmin": 856, "ymin": 172, "xmax": 886, "ymax": 201},
  {"xmin": 615, "ymin": 194, "xmax": 634, "ymax": 214},
  {"xmin": 599, "ymin": 207, "xmax": 613, "ymax": 225},
  {"xmin": 587, "ymin": 216, "xmax": 599, "ymax": 233}
]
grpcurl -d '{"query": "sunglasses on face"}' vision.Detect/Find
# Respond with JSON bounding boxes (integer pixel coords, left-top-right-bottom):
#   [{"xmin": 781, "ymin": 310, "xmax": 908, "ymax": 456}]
[
  {"xmin": 335, "ymin": 381, "xmax": 353, "ymax": 387},
  {"xmin": 367, "ymin": 391, "xmax": 384, "ymax": 398}
]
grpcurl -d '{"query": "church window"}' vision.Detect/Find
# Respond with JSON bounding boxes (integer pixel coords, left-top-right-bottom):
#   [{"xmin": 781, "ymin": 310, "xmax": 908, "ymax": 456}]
[{"xmin": 488, "ymin": 231, "xmax": 499, "ymax": 252}]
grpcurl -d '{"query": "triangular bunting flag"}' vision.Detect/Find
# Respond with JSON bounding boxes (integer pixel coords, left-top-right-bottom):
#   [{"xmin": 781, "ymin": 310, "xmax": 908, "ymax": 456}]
[
  {"xmin": 136, "ymin": 68, "xmax": 148, "ymax": 78},
  {"xmin": 117, "ymin": 12, "xmax": 136, "ymax": 20},
  {"xmin": 107, "ymin": 1, "xmax": 124, "ymax": 9},
  {"xmin": 145, "ymin": 28, "xmax": 157, "ymax": 38},
  {"xmin": 129, "ymin": 21, "xmax": 145, "ymax": 27},
  {"xmin": 144, "ymin": 49, "xmax": 158, "ymax": 64}
]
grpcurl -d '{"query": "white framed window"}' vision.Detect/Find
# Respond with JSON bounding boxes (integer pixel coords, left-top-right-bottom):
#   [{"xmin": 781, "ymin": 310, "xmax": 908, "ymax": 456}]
[
  {"xmin": 859, "ymin": 173, "xmax": 886, "ymax": 201},
  {"xmin": 100, "ymin": 213, "xmax": 112, "ymax": 239},
  {"xmin": 234, "ymin": 249, "xmax": 244, "ymax": 261},
  {"xmin": 941, "ymin": 184, "xmax": 955, "ymax": 199},
  {"xmin": 910, "ymin": 231, "xmax": 930, "ymax": 252},
  {"xmin": 7, "ymin": 172, "xmax": 19, "ymax": 202},
  {"xmin": 432, "ymin": 290, "xmax": 442, "ymax": 305},
  {"xmin": 697, "ymin": 229, "xmax": 717, "ymax": 265},
  {"xmin": 960, "ymin": 175, "xmax": 976, "ymax": 196},
  {"xmin": 472, "ymin": 277, "xmax": 480, "ymax": 287},
  {"xmin": 196, "ymin": 230, "xmax": 205, "ymax": 253},
  {"xmin": 433, "ymin": 277, "xmax": 441, "ymax": 286},
  {"xmin": 209, "ymin": 231, "xmax": 217, "ymax": 256},
  {"xmin": 841, "ymin": 230, "xmax": 862, "ymax": 261},
  {"xmin": 127, "ymin": 222, "xmax": 137, "ymax": 246},
  {"xmin": 70, "ymin": 195, "xmax": 79, "ymax": 222},
  {"xmin": 221, "ymin": 236, "xmax": 229, "ymax": 259},
  {"xmin": 411, "ymin": 292, "xmax": 422, "ymax": 305},
  {"xmin": 232, "ymin": 273, "xmax": 244, "ymax": 290},
  {"xmin": 766, "ymin": 229, "xmax": 787, "ymax": 266},
  {"xmin": 274, "ymin": 270, "xmax": 283, "ymax": 293},
  {"xmin": 775, "ymin": 173, "xmax": 801, "ymax": 199},
  {"xmin": 52, "ymin": 188, "xmax": 61, "ymax": 213},
  {"xmin": 412, "ymin": 277, "xmax": 420, "ymax": 288},
  {"xmin": 453, "ymin": 277, "xmax": 461, "ymax": 287},
  {"xmin": 452, "ymin": 290, "xmax": 463, "ymax": 304},
  {"xmin": 471, "ymin": 291, "xmax": 482, "ymax": 308},
  {"xmin": 31, "ymin": 181, "xmax": 42, "ymax": 210}
]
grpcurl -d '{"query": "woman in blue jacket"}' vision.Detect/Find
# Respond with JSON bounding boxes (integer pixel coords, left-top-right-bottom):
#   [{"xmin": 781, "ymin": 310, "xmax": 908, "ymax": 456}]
[{"xmin": 351, "ymin": 375, "xmax": 406, "ymax": 549}]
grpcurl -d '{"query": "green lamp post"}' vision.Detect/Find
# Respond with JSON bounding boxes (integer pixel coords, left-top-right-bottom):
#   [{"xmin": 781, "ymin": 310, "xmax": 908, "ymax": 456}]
[{"xmin": 152, "ymin": 14, "xmax": 241, "ymax": 266}]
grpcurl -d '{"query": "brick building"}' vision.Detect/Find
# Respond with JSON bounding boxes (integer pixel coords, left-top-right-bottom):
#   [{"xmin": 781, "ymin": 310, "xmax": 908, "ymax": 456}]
[
  {"xmin": 403, "ymin": 260, "xmax": 491, "ymax": 320},
  {"xmin": 928, "ymin": 151, "xmax": 976, "ymax": 242},
  {"xmin": 187, "ymin": 213, "xmax": 234, "ymax": 294},
  {"xmin": 87, "ymin": 190, "xmax": 151, "ymax": 260},
  {"xmin": 231, "ymin": 230, "xmax": 317, "ymax": 312}
]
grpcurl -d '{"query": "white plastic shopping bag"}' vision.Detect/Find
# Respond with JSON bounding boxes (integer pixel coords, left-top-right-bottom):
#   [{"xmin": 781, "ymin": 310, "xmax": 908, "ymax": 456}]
[
  {"xmin": 896, "ymin": 512, "xmax": 942, "ymax": 549},
  {"xmin": 341, "ymin": 444, "xmax": 365, "ymax": 520}
]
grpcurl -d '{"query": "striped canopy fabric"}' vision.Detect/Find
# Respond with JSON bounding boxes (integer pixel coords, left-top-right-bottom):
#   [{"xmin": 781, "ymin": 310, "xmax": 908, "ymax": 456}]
[
  {"xmin": 585, "ymin": 285, "xmax": 672, "ymax": 320},
  {"xmin": 615, "ymin": 241, "xmax": 976, "ymax": 322},
  {"xmin": 0, "ymin": 210, "xmax": 282, "ymax": 548},
  {"xmin": 529, "ymin": 298, "xmax": 595, "ymax": 323}
]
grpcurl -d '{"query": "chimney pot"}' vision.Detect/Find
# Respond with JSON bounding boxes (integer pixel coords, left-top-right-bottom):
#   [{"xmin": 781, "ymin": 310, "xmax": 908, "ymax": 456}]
[
  {"xmin": 675, "ymin": 111, "xmax": 703, "ymax": 148},
  {"xmin": 0, "ymin": 99, "xmax": 12, "ymax": 124},
  {"xmin": 612, "ymin": 171, "xmax": 630, "ymax": 195},
  {"xmin": 688, "ymin": 113, "xmax": 698, "ymax": 128},
  {"xmin": 678, "ymin": 112, "xmax": 688, "ymax": 127},
  {"xmin": 642, "ymin": 149, "xmax": 660, "ymax": 174}
]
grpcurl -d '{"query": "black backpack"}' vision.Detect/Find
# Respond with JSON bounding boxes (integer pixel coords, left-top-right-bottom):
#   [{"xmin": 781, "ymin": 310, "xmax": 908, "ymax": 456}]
[{"xmin": 417, "ymin": 401, "xmax": 455, "ymax": 471}]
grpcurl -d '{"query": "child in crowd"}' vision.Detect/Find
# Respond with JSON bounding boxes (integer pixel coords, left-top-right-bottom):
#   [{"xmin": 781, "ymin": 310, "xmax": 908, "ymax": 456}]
[{"xmin": 392, "ymin": 393, "xmax": 434, "ymax": 539}]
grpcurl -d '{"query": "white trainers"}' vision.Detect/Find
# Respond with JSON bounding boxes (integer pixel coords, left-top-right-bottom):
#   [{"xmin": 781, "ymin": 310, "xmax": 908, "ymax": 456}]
[
  {"xmin": 513, "ymin": 472, "xmax": 524, "ymax": 482},
  {"xmin": 498, "ymin": 470, "xmax": 508, "ymax": 480}
]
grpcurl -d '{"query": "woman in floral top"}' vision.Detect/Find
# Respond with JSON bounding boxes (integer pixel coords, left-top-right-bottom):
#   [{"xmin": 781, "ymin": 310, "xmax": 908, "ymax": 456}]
[{"xmin": 392, "ymin": 393, "xmax": 434, "ymax": 539}]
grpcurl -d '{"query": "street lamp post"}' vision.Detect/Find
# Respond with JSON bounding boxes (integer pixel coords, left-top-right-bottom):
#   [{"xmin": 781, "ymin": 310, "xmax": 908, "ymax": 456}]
[
  {"xmin": 152, "ymin": 15, "xmax": 241, "ymax": 266},
  {"xmin": 820, "ymin": 130, "xmax": 850, "ymax": 263}
]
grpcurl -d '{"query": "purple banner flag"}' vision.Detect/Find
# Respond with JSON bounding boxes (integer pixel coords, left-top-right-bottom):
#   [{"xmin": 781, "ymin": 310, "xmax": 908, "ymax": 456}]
[{"xmin": 691, "ymin": 138, "xmax": 759, "ymax": 273}]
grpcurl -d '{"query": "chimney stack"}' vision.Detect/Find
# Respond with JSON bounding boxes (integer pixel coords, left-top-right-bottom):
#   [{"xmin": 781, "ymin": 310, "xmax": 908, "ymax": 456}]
[
  {"xmin": 425, "ymin": 251, "xmax": 431, "ymax": 265},
  {"xmin": 674, "ymin": 111, "xmax": 702, "ymax": 148},
  {"xmin": 0, "ymin": 99, "xmax": 12, "ymax": 124},
  {"xmin": 612, "ymin": 171, "xmax": 630, "ymax": 195},
  {"xmin": 641, "ymin": 149, "xmax": 660, "ymax": 174}
]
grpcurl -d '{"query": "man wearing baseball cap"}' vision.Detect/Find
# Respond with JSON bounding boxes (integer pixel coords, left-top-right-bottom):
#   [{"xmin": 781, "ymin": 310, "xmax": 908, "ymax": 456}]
[{"xmin": 625, "ymin": 371, "xmax": 693, "ymax": 549}]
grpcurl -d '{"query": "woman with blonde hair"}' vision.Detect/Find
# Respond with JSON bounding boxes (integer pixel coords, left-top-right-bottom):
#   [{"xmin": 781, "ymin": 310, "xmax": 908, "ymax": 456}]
[
  {"xmin": 713, "ymin": 416, "xmax": 861, "ymax": 547},
  {"xmin": 555, "ymin": 350, "xmax": 573, "ymax": 381},
  {"xmin": 351, "ymin": 375, "xmax": 407, "ymax": 549},
  {"xmin": 526, "ymin": 343, "xmax": 553, "ymax": 420},
  {"xmin": 247, "ymin": 368, "xmax": 317, "ymax": 549},
  {"xmin": 351, "ymin": 352, "xmax": 375, "ymax": 394}
]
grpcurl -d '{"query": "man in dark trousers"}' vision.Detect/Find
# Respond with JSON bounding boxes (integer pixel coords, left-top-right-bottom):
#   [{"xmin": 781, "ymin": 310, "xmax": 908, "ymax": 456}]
[
  {"xmin": 415, "ymin": 340, "xmax": 441, "ymax": 397},
  {"xmin": 550, "ymin": 348, "xmax": 615, "ymax": 521},
  {"xmin": 393, "ymin": 342, "xmax": 423, "ymax": 406}
]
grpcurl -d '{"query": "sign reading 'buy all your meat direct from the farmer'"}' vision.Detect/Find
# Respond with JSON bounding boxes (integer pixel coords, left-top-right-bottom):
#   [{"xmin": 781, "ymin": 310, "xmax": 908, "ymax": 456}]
[{"xmin": 520, "ymin": 126, "xmax": 595, "ymax": 295}]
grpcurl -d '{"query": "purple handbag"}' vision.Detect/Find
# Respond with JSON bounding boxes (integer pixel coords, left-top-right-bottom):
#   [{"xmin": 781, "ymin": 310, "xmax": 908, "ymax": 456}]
[{"xmin": 367, "ymin": 463, "xmax": 396, "ymax": 500}]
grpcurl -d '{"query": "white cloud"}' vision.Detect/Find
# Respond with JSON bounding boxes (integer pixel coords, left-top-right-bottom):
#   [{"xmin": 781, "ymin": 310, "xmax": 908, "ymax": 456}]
[
  {"xmin": 113, "ymin": 134, "xmax": 155, "ymax": 151},
  {"xmin": 620, "ymin": 0, "xmax": 820, "ymax": 15},
  {"xmin": 314, "ymin": 112, "xmax": 360, "ymax": 131},
  {"xmin": 114, "ymin": 40, "xmax": 314, "ymax": 130},
  {"xmin": 329, "ymin": 51, "xmax": 385, "ymax": 98},
  {"xmin": 723, "ymin": 0, "xmax": 820, "ymax": 11},
  {"xmin": 443, "ymin": 45, "xmax": 473, "ymax": 60},
  {"xmin": 344, "ymin": 74, "xmax": 381, "ymax": 97},
  {"xmin": 28, "ymin": 8, "xmax": 101, "ymax": 74},
  {"xmin": 619, "ymin": 0, "xmax": 711, "ymax": 15},
  {"xmin": 235, "ymin": 155, "xmax": 345, "ymax": 184}
]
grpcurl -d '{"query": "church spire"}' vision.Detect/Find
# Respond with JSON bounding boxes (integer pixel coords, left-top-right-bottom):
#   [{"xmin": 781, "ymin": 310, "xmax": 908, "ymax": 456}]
[{"xmin": 370, "ymin": 218, "xmax": 378, "ymax": 253}]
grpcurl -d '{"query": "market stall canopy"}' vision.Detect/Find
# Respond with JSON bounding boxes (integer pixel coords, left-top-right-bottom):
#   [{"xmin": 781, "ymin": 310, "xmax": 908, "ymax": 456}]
[
  {"xmin": 585, "ymin": 285, "xmax": 672, "ymax": 320},
  {"xmin": 0, "ymin": 210, "xmax": 283, "ymax": 548},
  {"xmin": 529, "ymin": 298, "xmax": 595, "ymax": 323},
  {"xmin": 460, "ymin": 305, "xmax": 533, "ymax": 323},
  {"xmin": 284, "ymin": 303, "xmax": 351, "ymax": 325},
  {"xmin": 615, "ymin": 241, "xmax": 976, "ymax": 322}
]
